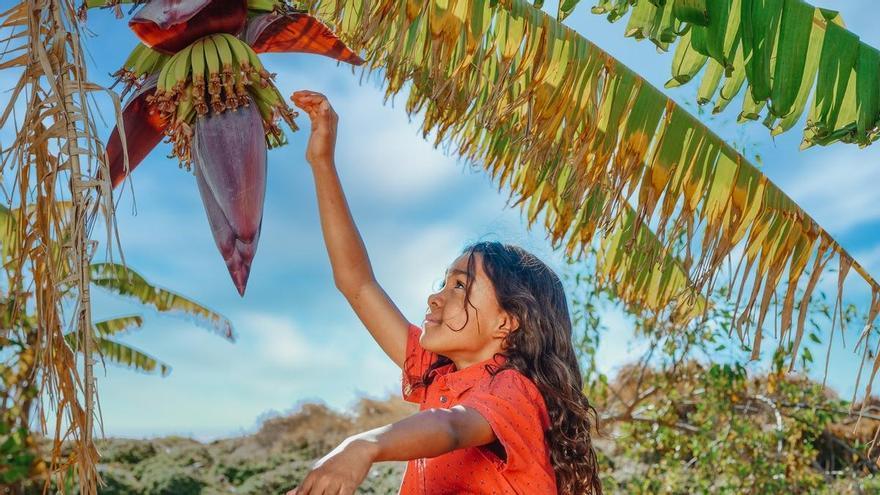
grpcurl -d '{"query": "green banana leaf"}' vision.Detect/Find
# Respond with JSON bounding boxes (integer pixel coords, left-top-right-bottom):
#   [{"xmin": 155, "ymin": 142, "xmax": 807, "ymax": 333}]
[
  {"xmin": 94, "ymin": 314, "xmax": 144, "ymax": 337},
  {"xmin": 64, "ymin": 331, "xmax": 171, "ymax": 376},
  {"xmin": 590, "ymin": 0, "xmax": 880, "ymax": 148},
  {"xmin": 0, "ymin": 205, "xmax": 233, "ymax": 341},
  {"xmin": 90, "ymin": 262, "xmax": 234, "ymax": 341}
]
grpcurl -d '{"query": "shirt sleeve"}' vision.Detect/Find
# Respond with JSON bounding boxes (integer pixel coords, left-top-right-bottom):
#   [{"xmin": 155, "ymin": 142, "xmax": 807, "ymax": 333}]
[
  {"xmin": 458, "ymin": 370, "xmax": 551, "ymax": 473},
  {"xmin": 401, "ymin": 322, "xmax": 437, "ymax": 403}
]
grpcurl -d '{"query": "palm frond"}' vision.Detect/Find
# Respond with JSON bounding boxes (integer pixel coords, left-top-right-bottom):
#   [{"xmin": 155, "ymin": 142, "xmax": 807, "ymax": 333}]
[
  {"xmin": 308, "ymin": 0, "xmax": 880, "ymax": 397},
  {"xmin": 63, "ymin": 332, "xmax": 171, "ymax": 376},
  {"xmin": 588, "ymin": 0, "xmax": 880, "ymax": 148},
  {"xmin": 94, "ymin": 315, "xmax": 144, "ymax": 337},
  {"xmin": 90, "ymin": 263, "xmax": 235, "ymax": 341}
]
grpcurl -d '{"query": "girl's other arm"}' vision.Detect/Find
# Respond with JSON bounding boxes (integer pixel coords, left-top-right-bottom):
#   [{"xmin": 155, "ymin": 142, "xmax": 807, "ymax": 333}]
[
  {"xmin": 289, "ymin": 406, "xmax": 495, "ymax": 495},
  {"xmin": 291, "ymin": 90, "xmax": 409, "ymax": 369},
  {"xmin": 355, "ymin": 405, "xmax": 496, "ymax": 461}
]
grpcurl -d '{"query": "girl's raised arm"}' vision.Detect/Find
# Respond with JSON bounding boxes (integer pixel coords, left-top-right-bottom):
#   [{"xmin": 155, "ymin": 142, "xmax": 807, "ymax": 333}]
[{"xmin": 292, "ymin": 90, "xmax": 410, "ymax": 370}]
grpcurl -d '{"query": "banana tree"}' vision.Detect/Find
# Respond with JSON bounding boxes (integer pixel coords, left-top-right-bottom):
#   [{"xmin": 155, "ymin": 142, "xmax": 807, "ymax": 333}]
[
  {"xmin": 585, "ymin": 0, "xmax": 880, "ymax": 149},
  {"xmin": 0, "ymin": 201, "xmax": 232, "ymax": 488},
  {"xmin": 83, "ymin": 2, "xmax": 706, "ymax": 320},
  {"xmin": 84, "ymin": 0, "xmax": 364, "ymax": 296}
]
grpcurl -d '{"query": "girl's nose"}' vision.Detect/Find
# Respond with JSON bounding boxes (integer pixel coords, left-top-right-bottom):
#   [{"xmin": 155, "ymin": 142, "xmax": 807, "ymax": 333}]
[{"xmin": 427, "ymin": 291, "xmax": 442, "ymax": 310}]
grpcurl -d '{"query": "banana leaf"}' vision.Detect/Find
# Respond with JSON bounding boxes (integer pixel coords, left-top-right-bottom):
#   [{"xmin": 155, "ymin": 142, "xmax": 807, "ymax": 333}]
[
  {"xmin": 90, "ymin": 262, "xmax": 234, "ymax": 340},
  {"xmin": 589, "ymin": 0, "xmax": 880, "ymax": 148},
  {"xmin": 64, "ymin": 331, "xmax": 172, "ymax": 376}
]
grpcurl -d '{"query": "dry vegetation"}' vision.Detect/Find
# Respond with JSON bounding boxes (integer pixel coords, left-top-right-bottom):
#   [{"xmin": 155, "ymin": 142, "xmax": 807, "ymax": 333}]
[
  {"xmin": 9, "ymin": 365, "xmax": 880, "ymax": 494},
  {"xmin": 16, "ymin": 396, "xmax": 416, "ymax": 494}
]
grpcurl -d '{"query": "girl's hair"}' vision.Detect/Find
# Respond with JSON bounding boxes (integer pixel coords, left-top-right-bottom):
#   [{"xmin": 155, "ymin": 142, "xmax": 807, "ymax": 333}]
[{"xmin": 413, "ymin": 241, "xmax": 602, "ymax": 494}]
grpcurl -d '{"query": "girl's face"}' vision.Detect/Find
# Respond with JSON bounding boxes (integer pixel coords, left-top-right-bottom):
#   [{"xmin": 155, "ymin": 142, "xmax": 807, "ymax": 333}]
[{"xmin": 421, "ymin": 252, "xmax": 515, "ymax": 362}]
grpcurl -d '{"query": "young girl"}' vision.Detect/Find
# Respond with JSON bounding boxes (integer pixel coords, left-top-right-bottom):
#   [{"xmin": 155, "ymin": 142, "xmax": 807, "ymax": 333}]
[{"xmin": 287, "ymin": 90, "xmax": 602, "ymax": 495}]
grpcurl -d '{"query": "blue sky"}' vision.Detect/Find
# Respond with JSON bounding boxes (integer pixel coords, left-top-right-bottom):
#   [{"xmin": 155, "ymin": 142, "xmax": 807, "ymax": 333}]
[{"xmin": 19, "ymin": 0, "xmax": 880, "ymax": 440}]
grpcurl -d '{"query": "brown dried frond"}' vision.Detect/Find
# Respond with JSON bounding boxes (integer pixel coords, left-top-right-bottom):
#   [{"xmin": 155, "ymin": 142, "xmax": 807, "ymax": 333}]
[{"xmin": 1, "ymin": 1, "xmax": 125, "ymax": 493}]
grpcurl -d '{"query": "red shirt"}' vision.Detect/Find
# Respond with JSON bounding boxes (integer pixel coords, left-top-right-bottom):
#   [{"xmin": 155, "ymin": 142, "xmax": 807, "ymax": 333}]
[{"xmin": 398, "ymin": 323, "xmax": 557, "ymax": 494}]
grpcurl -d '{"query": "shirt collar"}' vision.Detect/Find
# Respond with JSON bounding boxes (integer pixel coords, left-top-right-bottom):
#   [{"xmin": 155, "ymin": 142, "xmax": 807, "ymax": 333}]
[{"xmin": 428, "ymin": 353, "xmax": 508, "ymax": 395}]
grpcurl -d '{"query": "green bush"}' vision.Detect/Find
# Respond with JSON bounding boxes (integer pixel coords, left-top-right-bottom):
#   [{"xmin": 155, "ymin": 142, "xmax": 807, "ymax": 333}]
[
  {"xmin": 138, "ymin": 463, "xmax": 205, "ymax": 495},
  {"xmin": 97, "ymin": 438, "xmax": 157, "ymax": 465},
  {"xmin": 236, "ymin": 460, "xmax": 313, "ymax": 494},
  {"xmin": 96, "ymin": 465, "xmax": 141, "ymax": 495},
  {"xmin": 358, "ymin": 463, "xmax": 406, "ymax": 494},
  {"xmin": 132, "ymin": 441, "xmax": 212, "ymax": 495},
  {"xmin": 216, "ymin": 449, "xmax": 305, "ymax": 486}
]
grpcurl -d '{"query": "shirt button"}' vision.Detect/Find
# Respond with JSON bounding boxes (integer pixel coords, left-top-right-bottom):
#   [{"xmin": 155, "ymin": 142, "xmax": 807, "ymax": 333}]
[{"xmin": 439, "ymin": 395, "xmax": 448, "ymax": 403}]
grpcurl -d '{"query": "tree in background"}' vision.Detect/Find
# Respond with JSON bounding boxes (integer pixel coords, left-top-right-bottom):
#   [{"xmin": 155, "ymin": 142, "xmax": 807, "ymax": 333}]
[
  {"xmin": 0, "ymin": 207, "xmax": 234, "ymax": 491},
  {"xmin": 565, "ymin": 256, "xmax": 880, "ymax": 493}
]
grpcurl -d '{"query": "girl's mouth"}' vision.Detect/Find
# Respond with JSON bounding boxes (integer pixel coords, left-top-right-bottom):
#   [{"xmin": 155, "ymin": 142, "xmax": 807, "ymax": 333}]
[{"xmin": 424, "ymin": 315, "xmax": 442, "ymax": 326}]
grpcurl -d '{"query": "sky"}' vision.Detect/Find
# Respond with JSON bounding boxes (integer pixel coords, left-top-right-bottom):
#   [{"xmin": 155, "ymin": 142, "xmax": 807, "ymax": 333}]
[{"xmin": 7, "ymin": 0, "xmax": 880, "ymax": 440}]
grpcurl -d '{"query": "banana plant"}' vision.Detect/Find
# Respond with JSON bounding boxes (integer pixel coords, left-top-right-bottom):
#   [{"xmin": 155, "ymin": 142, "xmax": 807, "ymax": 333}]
[
  {"xmin": 86, "ymin": 0, "xmax": 364, "ymax": 295},
  {"xmin": 62, "ymin": 315, "xmax": 169, "ymax": 375},
  {"xmin": 0, "ymin": 204, "xmax": 233, "ymax": 375},
  {"xmin": 0, "ymin": 203, "xmax": 232, "ymax": 487}
]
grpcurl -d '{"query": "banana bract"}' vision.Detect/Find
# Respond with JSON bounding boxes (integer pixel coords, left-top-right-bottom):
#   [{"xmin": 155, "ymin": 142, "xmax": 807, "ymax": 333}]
[
  {"xmin": 130, "ymin": 0, "xmax": 248, "ymax": 54},
  {"xmin": 107, "ymin": 74, "xmax": 165, "ymax": 188},
  {"xmin": 194, "ymin": 99, "xmax": 267, "ymax": 296},
  {"xmin": 99, "ymin": 0, "xmax": 364, "ymax": 294}
]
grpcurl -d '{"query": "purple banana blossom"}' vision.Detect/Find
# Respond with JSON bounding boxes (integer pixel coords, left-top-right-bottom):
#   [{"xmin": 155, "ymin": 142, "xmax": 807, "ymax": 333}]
[{"xmin": 193, "ymin": 100, "xmax": 267, "ymax": 295}]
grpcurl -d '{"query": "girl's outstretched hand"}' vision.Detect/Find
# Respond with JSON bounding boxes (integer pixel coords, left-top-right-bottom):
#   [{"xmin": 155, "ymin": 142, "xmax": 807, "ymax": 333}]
[
  {"xmin": 291, "ymin": 90, "xmax": 338, "ymax": 167},
  {"xmin": 286, "ymin": 437, "xmax": 376, "ymax": 495}
]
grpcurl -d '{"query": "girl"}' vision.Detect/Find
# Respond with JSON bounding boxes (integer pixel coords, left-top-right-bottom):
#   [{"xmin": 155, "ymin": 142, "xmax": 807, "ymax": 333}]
[{"xmin": 287, "ymin": 90, "xmax": 602, "ymax": 495}]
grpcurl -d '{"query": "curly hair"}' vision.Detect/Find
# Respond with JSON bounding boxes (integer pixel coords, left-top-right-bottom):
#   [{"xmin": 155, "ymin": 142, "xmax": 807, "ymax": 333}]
[{"xmin": 411, "ymin": 241, "xmax": 602, "ymax": 494}]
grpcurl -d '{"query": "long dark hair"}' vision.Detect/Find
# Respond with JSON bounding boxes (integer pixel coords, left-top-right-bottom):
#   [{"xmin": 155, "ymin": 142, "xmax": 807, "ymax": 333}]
[{"xmin": 413, "ymin": 241, "xmax": 602, "ymax": 494}]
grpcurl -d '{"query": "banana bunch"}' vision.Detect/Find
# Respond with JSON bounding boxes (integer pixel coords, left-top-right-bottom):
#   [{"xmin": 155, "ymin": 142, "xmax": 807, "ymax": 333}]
[
  {"xmin": 144, "ymin": 33, "xmax": 298, "ymax": 168},
  {"xmin": 112, "ymin": 43, "xmax": 170, "ymax": 94}
]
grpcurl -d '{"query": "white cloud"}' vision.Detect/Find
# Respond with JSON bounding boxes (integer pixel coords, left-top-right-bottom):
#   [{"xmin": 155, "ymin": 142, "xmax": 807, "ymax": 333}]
[
  {"xmin": 239, "ymin": 311, "xmax": 339, "ymax": 370},
  {"xmin": 338, "ymin": 120, "xmax": 463, "ymax": 202},
  {"xmin": 370, "ymin": 222, "xmax": 470, "ymax": 318}
]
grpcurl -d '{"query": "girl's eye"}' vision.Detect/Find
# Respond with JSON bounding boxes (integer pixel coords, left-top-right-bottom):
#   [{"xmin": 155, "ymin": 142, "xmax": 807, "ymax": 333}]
[{"xmin": 454, "ymin": 280, "xmax": 466, "ymax": 289}]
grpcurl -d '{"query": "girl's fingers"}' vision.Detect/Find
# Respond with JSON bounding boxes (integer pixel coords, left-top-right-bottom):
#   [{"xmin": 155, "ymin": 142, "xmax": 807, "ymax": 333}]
[
  {"xmin": 298, "ymin": 90, "xmax": 327, "ymax": 100},
  {"xmin": 291, "ymin": 97, "xmax": 322, "ymax": 115},
  {"xmin": 291, "ymin": 92, "xmax": 329, "ymax": 111},
  {"xmin": 298, "ymin": 473, "xmax": 316, "ymax": 495},
  {"xmin": 313, "ymin": 478, "xmax": 336, "ymax": 495},
  {"xmin": 291, "ymin": 90, "xmax": 321, "ymax": 100},
  {"xmin": 291, "ymin": 91, "xmax": 326, "ymax": 103}
]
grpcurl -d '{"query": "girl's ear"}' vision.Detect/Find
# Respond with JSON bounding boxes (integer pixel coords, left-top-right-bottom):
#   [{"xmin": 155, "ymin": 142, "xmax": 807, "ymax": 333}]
[{"xmin": 496, "ymin": 313, "xmax": 520, "ymax": 339}]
